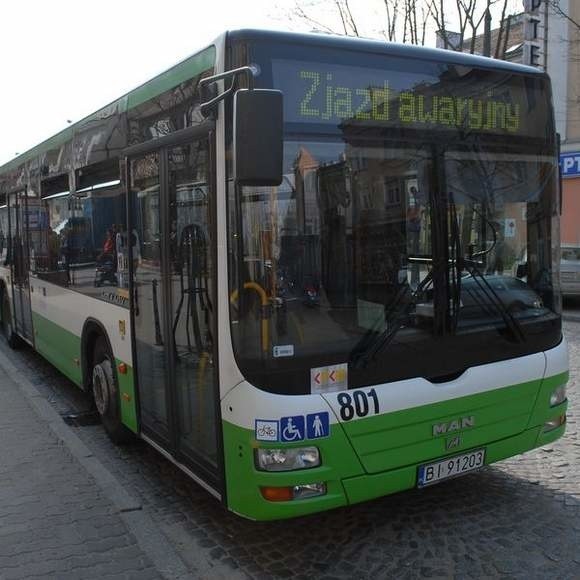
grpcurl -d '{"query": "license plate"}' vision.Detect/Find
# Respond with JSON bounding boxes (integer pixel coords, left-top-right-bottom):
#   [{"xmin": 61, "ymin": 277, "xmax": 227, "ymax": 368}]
[{"xmin": 417, "ymin": 449, "xmax": 485, "ymax": 487}]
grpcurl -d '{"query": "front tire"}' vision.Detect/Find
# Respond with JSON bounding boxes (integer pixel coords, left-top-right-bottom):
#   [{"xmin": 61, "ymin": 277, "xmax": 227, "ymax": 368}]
[
  {"xmin": 1, "ymin": 290, "xmax": 20, "ymax": 349},
  {"xmin": 91, "ymin": 336, "xmax": 133, "ymax": 444}
]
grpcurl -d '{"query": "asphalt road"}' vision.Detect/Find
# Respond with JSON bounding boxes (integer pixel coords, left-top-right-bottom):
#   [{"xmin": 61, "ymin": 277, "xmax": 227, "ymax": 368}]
[{"xmin": 2, "ymin": 320, "xmax": 580, "ymax": 579}]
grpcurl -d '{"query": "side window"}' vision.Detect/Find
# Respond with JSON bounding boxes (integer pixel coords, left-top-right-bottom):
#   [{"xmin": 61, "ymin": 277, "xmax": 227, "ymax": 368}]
[
  {"xmin": 38, "ymin": 174, "xmax": 72, "ymax": 286},
  {"xmin": 36, "ymin": 163, "xmax": 128, "ymax": 307},
  {"xmin": 37, "ymin": 195, "xmax": 72, "ymax": 285},
  {"xmin": 72, "ymin": 161, "xmax": 128, "ymax": 307},
  {"xmin": 26, "ymin": 193, "xmax": 44, "ymax": 276},
  {"xmin": 10, "ymin": 189, "xmax": 37, "ymax": 284},
  {"xmin": 0, "ymin": 196, "xmax": 8, "ymax": 264}
]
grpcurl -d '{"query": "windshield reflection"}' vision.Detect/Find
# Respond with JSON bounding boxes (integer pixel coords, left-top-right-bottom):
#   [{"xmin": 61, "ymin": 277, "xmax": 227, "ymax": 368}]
[{"xmin": 228, "ymin": 139, "xmax": 560, "ymax": 393}]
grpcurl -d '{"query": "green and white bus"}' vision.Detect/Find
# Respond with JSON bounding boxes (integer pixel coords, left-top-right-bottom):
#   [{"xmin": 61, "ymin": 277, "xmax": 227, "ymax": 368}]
[{"xmin": 0, "ymin": 30, "xmax": 568, "ymax": 520}]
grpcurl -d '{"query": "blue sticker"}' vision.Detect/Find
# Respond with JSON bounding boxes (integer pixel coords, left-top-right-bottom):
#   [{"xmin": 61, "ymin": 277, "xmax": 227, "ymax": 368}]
[
  {"xmin": 280, "ymin": 415, "xmax": 305, "ymax": 442},
  {"xmin": 306, "ymin": 412, "xmax": 330, "ymax": 439}
]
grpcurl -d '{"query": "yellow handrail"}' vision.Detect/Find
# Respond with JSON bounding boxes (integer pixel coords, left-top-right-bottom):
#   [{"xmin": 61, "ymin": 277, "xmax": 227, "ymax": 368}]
[{"xmin": 230, "ymin": 282, "xmax": 269, "ymax": 353}]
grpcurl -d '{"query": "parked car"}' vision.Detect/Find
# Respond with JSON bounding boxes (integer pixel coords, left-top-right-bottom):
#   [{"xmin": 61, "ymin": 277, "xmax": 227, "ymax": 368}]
[
  {"xmin": 459, "ymin": 274, "xmax": 545, "ymax": 320},
  {"xmin": 561, "ymin": 246, "xmax": 580, "ymax": 298}
]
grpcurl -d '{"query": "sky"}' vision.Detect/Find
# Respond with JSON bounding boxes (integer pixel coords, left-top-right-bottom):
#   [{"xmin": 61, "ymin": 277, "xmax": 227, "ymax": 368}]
[
  {"xmin": 0, "ymin": 0, "xmax": 297, "ymax": 165},
  {"xmin": 0, "ymin": 0, "xmax": 521, "ymax": 166}
]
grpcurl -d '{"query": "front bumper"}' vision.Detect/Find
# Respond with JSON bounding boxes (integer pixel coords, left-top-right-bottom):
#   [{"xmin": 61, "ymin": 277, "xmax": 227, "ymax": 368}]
[
  {"xmin": 223, "ymin": 393, "xmax": 567, "ymax": 521},
  {"xmin": 343, "ymin": 416, "xmax": 565, "ymax": 505}
]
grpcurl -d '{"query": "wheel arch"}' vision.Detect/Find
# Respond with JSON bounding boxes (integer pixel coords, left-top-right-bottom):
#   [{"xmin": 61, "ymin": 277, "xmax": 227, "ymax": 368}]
[
  {"xmin": 81, "ymin": 317, "xmax": 115, "ymax": 392},
  {"xmin": 0, "ymin": 277, "xmax": 9, "ymax": 305}
]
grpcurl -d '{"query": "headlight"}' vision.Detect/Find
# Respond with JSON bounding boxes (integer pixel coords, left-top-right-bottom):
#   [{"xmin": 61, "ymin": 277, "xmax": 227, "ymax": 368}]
[
  {"xmin": 255, "ymin": 447, "xmax": 320, "ymax": 472},
  {"xmin": 550, "ymin": 385, "xmax": 567, "ymax": 407}
]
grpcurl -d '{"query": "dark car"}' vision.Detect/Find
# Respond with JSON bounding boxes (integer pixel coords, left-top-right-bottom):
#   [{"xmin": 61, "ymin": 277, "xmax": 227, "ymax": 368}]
[{"xmin": 458, "ymin": 274, "xmax": 545, "ymax": 321}]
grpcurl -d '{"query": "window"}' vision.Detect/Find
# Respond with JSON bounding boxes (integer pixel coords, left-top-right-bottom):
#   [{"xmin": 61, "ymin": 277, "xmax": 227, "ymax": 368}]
[
  {"xmin": 36, "ymin": 161, "xmax": 129, "ymax": 307},
  {"xmin": 0, "ymin": 195, "xmax": 7, "ymax": 263}
]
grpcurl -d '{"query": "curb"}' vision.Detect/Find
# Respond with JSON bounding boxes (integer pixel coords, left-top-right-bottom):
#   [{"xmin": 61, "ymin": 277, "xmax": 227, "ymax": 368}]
[{"xmin": 0, "ymin": 349, "xmax": 192, "ymax": 580}]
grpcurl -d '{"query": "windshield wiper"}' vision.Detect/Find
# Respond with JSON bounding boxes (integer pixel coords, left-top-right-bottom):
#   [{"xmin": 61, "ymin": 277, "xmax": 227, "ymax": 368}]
[
  {"xmin": 352, "ymin": 194, "xmax": 525, "ymax": 369},
  {"xmin": 350, "ymin": 269, "xmax": 433, "ymax": 369},
  {"xmin": 448, "ymin": 196, "xmax": 525, "ymax": 343}
]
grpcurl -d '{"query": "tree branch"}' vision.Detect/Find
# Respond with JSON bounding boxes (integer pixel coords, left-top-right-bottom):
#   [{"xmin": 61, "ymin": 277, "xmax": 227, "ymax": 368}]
[
  {"xmin": 293, "ymin": 2, "xmax": 336, "ymax": 34},
  {"xmin": 344, "ymin": 0, "xmax": 360, "ymax": 36},
  {"xmin": 335, "ymin": 0, "xmax": 351, "ymax": 35}
]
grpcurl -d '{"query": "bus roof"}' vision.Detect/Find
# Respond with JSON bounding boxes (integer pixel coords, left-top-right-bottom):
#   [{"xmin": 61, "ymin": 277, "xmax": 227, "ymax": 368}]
[
  {"xmin": 1, "ymin": 28, "xmax": 545, "ymax": 177},
  {"xmin": 228, "ymin": 28, "xmax": 544, "ymax": 76}
]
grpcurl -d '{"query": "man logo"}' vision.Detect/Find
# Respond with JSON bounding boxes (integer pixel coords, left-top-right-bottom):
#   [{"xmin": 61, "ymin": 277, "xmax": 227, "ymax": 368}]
[
  {"xmin": 433, "ymin": 416, "xmax": 475, "ymax": 437},
  {"xmin": 446, "ymin": 435, "xmax": 462, "ymax": 450}
]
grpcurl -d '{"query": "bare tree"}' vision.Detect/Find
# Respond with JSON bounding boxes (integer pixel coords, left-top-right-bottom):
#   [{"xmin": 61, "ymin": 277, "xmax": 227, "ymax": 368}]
[
  {"xmin": 288, "ymin": 0, "xmax": 519, "ymax": 57},
  {"xmin": 290, "ymin": 0, "xmax": 433, "ymax": 45},
  {"xmin": 383, "ymin": 0, "xmax": 401, "ymax": 41},
  {"xmin": 331, "ymin": 0, "xmax": 361, "ymax": 36},
  {"xmin": 391, "ymin": 0, "xmax": 433, "ymax": 45},
  {"xmin": 292, "ymin": 2, "xmax": 340, "ymax": 35}
]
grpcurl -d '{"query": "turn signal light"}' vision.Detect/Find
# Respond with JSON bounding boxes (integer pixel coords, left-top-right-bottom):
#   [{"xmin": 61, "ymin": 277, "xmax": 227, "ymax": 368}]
[
  {"xmin": 117, "ymin": 363, "xmax": 128, "ymax": 375},
  {"xmin": 260, "ymin": 486, "xmax": 293, "ymax": 502},
  {"xmin": 260, "ymin": 482, "xmax": 327, "ymax": 502},
  {"xmin": 543, "ymin": 414, "xmax": 566, "ymax": 432}
]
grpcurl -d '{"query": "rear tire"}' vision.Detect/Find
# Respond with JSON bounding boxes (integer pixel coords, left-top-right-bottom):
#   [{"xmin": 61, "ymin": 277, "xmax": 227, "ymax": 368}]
[
  {"xmin": 91, "ymin": 336, "xmax": 133, "ymax": 444},
  {"xmin": 1, "ymin": 290, "xmax": 20, "ymax": 349}
]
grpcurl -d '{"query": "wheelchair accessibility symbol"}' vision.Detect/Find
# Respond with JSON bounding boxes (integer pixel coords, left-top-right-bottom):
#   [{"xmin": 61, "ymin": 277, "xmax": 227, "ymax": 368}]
[{"xmin": 280, "ymin": 415, "xmax": 305, "ymax": 442}]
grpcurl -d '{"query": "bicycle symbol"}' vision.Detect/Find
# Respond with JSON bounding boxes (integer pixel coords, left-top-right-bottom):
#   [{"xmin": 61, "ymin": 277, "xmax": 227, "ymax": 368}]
[
  {"xmin": 257, "ymin": 424, "xmax": 276, "ymax": 438},
  {"xmin": 255, "ymin": 420, "xmax": 279, "ymax": 441}
]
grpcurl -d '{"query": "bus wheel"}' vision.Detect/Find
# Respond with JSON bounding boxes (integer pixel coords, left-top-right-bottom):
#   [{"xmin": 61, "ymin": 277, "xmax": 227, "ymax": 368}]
[
  {"xmin": 1, "ymin": 290, "xmax": 20, "ymax": 349},
  {"xmin": 91, "ymin": 336, "xmax": 133, "ymax": 444}
]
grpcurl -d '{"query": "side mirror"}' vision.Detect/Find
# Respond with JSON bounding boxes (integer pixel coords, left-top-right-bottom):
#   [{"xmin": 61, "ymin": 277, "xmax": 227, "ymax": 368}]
[{"xmin": 233, "ymin": 89, "xmax": 283, "ymax": 186}]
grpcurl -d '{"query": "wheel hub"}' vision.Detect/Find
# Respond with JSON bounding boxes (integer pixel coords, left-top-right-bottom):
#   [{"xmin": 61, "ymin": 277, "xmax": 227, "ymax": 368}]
[{"xmin": 92, "ymin": 363, "xmax": 111, "ymax": 416}]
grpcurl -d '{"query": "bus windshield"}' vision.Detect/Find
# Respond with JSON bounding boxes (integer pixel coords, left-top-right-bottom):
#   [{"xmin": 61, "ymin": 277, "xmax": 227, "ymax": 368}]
[{"xmin": 228, "ymin": 45, "xmax": 561, "ymax": 395}]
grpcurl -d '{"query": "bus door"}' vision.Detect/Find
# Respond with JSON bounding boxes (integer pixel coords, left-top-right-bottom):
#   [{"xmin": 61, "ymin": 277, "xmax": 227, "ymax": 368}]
[
  {"xmin": 8, "ymin": 189, "xmax": 34, "ymax": 343},
  {"xmin": 128, "ymin": 129, "xmax": 219, "ymax": 490}
]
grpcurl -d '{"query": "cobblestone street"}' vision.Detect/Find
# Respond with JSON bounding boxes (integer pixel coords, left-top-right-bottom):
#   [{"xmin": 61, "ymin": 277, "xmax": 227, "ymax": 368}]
[{"xmin": 0, "ymin": 321, "xmax": 578, "ymax": 579}]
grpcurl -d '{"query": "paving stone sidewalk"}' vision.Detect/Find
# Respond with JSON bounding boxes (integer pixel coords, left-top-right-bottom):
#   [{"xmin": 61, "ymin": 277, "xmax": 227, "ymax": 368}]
[{"xmin": 0, "ymin": 363, "xmax": 163, "ymax": 580}]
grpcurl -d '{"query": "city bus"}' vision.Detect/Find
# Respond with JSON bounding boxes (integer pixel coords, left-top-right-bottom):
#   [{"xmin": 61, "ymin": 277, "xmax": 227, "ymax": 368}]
[{"xmin": 0, "ymin": 29, "xmax": 568, "ymax": 520}]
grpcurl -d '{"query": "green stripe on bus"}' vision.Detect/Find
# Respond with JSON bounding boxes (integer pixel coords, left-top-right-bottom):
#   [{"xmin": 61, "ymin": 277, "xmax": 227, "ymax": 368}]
[
  {"xmin": 126, "ymin": 46, "xmax": 215, "ymax": 109},
  {"xmin": 222, "ymin": 373, "xmax": 567, "ymax": 520},
  {"xmin": 116, "ymin": 360, "xmax": 138, "ymax": 434},
  {"xmin": 32, "ymin": 312, "xmax": 83, "ymax": 386},
  {"xmin": 31, "ymin": 312, "xmax": 138, "ymax": 433}
]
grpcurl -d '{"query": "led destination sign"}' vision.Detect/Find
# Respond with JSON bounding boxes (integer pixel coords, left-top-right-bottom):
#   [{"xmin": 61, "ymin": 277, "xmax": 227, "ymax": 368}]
[{"xmin": 272, "ymin": 59, "xmax": 537, "ymax": 135}]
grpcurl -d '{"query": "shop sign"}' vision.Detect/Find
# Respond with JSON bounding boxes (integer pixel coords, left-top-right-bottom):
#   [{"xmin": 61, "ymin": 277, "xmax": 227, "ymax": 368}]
[{"xmin": 560, "ymin": 153, "xmax": 580, "ymax": 178}]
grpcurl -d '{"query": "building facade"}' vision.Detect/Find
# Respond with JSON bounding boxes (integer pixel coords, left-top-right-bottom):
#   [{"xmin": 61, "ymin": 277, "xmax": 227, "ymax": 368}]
[
  {"xmin": 557, "ymin": 1, "xmax": 580, "ymax": 246},
  {"xmin": 438, "ymin": 1, "xmax": 579, "ymax": 246}
]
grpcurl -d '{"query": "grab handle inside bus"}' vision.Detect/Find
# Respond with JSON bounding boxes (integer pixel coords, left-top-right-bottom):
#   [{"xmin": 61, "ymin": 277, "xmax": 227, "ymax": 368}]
[{"xmin": 233, "ymin": 89, "xmax": 283, "ymax": 186}]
